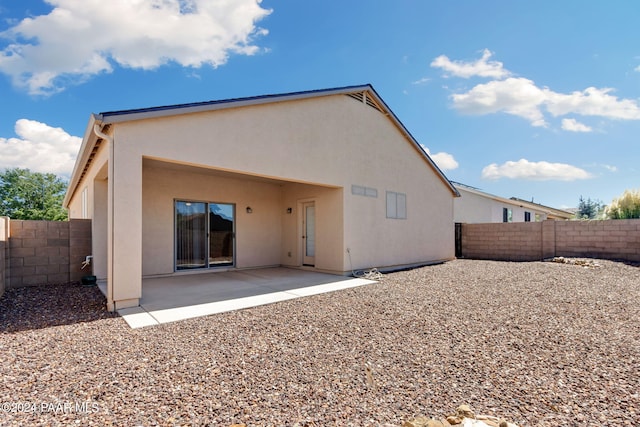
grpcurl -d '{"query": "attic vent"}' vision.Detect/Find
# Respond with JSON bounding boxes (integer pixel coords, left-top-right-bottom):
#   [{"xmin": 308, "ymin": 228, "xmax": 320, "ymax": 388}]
[{"xmin": 346, "ymin": 91, "xmax": 384, "ymax": 113}]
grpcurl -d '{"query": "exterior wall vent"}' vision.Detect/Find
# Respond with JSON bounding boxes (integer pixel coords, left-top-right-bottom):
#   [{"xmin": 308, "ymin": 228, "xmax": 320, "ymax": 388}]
[{"xmin": 346, "ymin": 91, "xmax": 384, "ymax": 113}]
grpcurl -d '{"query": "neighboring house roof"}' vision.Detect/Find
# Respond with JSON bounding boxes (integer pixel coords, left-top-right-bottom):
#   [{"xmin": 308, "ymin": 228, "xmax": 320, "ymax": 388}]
[
  {"xmin": 64, "ymin": 84, "xmax": 459, "ymax": 206},
  {"xmin": 453, "ymin": 182, "xmax": 573, "ymax": 219},
  {"xmin": 509, "ymin": 197, "xmax": 574, "ymax": 220},
  {"xmin": 453, "ymin": 182, "xmax": 521, "ymax": 207}
]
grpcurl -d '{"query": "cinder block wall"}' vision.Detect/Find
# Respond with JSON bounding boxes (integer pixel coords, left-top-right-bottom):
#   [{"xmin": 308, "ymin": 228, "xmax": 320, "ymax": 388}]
[
  {"xmin": 0, "ymin": 217, "xmax": 8, "ymax": 299},
  {"xmin": 461, "ymin": 219, "xmax": 640, "ymax": 262},
  {"xmin": 6, "ymin": 219, "xmax": 92, "ymax": 288},
  {"xmin": 555, "ymin": 219, "xmax": 640, "ymax": 262},
  {"xmin": 69, "ymin": 219, "xmax": 93, "ymax": 282},
  {"xmin": 461, "ymin": 222, "xmax": 543, "ymax": 261}
]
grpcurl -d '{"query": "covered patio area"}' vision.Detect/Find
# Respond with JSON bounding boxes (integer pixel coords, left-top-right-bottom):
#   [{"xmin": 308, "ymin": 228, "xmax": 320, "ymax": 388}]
[{"xmin": 108, "ymin": 268, "xmax": 376, "ymax": 328}]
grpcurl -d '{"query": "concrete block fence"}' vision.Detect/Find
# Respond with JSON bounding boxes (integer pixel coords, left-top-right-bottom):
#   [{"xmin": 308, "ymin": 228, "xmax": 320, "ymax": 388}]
[
  {"xmin": 0, "ymin": 218, "xmax": 92, "ymax": 299},
  {"xmin": 555, "ymin": 219, "xmax": 640, "ymax": 261},
  {"xmin": 0, "ymin": 217, "xmax": 8, "ymax": 299},
  {"xmin": 2, "ymin": 217, "xmax": 638, "ymax": 301},
  {"xmin": 460, "ymin": 219, "xmax": 640, "ymax": 262}
]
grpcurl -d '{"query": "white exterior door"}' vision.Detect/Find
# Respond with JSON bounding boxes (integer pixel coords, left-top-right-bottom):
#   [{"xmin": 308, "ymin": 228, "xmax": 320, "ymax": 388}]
[{"xmin": 302, "ymin": 202, "xmax": 315, "ymax": 266}]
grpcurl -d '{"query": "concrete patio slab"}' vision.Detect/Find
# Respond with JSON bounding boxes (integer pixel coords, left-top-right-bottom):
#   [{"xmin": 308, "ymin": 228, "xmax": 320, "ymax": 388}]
[
  {"xmin": 117, "ymin": 306, "xmax": 159, "ymax": 328},
  {"xmin": 117, "ymin": 268, "xmax": 376, "ymax": 328}
]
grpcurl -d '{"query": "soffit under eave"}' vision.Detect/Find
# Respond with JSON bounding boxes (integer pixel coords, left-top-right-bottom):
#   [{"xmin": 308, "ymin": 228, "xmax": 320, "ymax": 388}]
[{"xmin": 63, "ymin": 121, "xmax": 111, "ymax": 207}]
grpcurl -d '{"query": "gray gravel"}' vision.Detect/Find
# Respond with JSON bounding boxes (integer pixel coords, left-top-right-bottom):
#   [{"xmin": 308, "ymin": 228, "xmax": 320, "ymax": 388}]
[{"xmin": 1, "ymin": 259, "xmax": 639, "ymax": 426}]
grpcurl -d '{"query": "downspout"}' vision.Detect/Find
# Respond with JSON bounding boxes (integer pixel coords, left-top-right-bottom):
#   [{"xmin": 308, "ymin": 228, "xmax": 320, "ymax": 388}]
[
  {"xmin": 93, "ymin": 123, "xmax": 115, "ymax": 311},
  {"xmin": 93, "ymin": 123, "xmax": 111, "ymax": 143}
]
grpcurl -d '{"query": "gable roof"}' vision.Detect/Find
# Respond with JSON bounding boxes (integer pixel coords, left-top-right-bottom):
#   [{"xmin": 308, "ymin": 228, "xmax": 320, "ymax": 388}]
[{"xmin": 64, "ymin": 85, "xmax": 459, "ymax": 206}]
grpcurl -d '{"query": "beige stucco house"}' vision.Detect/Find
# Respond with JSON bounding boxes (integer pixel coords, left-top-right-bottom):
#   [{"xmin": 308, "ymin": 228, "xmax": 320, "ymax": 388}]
[
  {"xmin": 64, "ymin": 85, "xmax": 459, "ymax": 311},
  {"xmin": 453, "ymin": 182, "xmax": 573, "ymax": 223}
]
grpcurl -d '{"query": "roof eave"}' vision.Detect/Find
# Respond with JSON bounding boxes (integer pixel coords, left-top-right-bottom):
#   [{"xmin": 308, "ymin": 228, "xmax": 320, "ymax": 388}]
[
  {"xmin": 98, "ymin": 84, "xmax": 375, "ymax": 125},
  {"xmin": 63, "ymin": 114, "xmax": 101, "ymax": 208},
  {"xmin": 509, "ymin": 197, "xmax": 574, "ymax": 218},
  {"xmin": 456, "ymin": 185, "xmax": 541, "ymax": 209}
]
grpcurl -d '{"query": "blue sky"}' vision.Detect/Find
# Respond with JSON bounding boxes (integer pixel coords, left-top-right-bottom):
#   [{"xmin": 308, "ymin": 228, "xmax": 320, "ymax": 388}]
[{"xmin": 1, "ymin": 1, "xmax": 639, "ymax": 209}]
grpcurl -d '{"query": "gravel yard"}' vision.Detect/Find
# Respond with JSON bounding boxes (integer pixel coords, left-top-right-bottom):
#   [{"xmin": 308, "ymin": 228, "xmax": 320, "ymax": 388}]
[{"xmin": 1, "ymin": 259, "xmax": 639, "ymax": 426}]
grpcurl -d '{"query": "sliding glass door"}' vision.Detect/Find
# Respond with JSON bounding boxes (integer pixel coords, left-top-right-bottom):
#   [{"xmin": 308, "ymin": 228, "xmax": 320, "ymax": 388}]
[
  {"xmin": 175, "ymin": 201, "xmax": 207, "ymax": 269},
  {"xmin": 208, "ymin": 203, "xmax": 234, "ymax": 266},
  {"xmin": 175, "ymin": 200, "xmax": 234, "ymax": 270}
]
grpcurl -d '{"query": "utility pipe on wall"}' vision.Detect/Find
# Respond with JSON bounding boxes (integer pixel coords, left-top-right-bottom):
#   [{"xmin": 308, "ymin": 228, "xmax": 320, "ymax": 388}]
[{"xmin": 93, "ymin": 123, "xmax": 112, "ymax": 143}]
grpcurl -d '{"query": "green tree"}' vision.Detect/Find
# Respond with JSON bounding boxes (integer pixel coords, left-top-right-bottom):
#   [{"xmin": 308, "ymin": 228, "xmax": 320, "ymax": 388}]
[
  {"xmin": 0, "ymin": 168, "xmax": 68, "ymax": 220},
  {"xmin": 605, "ymin": 189, "xmax": 640, "ymax": 219},
  {"xmin": 576, "ymin": 195, "xmax": 604, "ymax": 219}
]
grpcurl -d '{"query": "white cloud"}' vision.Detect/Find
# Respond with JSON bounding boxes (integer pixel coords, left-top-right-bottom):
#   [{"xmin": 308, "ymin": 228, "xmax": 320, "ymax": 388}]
[
  {"xmin": 603, "ymin": 164, "xmax": 618, "ymax": 172},
  {"xmin": 412, "ymin": 77, "xmax": 431, "ymax": 85},
  {"xmin": 0, "ymin": 119, "xmax": 81, "ymax": 176},
  {"xmin": 481, "ymin": 159, "xmax": 592, "ymax": 181},
  {"xmin": 435, "ymin": 50, "xmax": 640, "ymax": 128},
  {"xmin": 0, "ymin": 0, "xmax": 272, "ymax": 95},
  {"xmin": 421, "ymin": 145, "xmax": 459, "ymax": 171},
  {"xmin": 545, "ymin": 87, "xmax": 640, "ymax": 120},
  {"xmin": 561, "ymin": 118, "xmax": 592, "ymax": 132},
  {"xmin": 431, "ymin": 49, "xmax": 511, "ymax": 79},
  {"xmin": 451, "ymin": 77, "xmax": 548, "ymax": 127}
]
